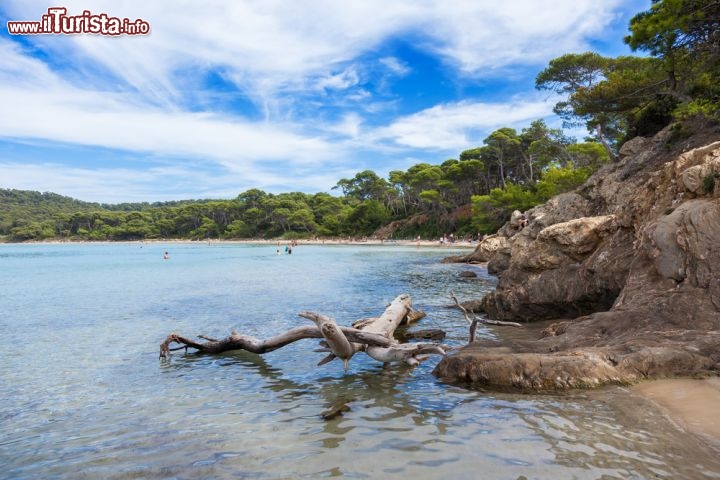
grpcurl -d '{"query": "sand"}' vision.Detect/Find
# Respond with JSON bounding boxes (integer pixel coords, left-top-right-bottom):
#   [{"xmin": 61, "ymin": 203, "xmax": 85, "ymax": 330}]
[{"xmin": 632, "ymin": 377, "xmax": 720, "ymax": 450}]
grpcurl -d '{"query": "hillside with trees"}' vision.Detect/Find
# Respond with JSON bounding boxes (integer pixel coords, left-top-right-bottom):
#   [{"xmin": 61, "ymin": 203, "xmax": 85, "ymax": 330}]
[
  {"xmin": 1, "ymin": 0, "xmax": 717, "ymax": 243},
  {"xmin": 0, "ymin": 119, "xmax": 608, "ymax": 242}
]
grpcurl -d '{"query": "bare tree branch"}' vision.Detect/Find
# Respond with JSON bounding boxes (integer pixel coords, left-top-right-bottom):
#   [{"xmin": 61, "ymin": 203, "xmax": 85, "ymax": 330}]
[{"xmin": 450, "ymin": 292, "xmax": 523, "ymax": 343}]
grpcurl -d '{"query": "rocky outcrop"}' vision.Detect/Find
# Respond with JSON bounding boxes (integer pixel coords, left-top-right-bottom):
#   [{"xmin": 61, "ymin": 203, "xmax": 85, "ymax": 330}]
[
  {"xmin": 435, "ymin": 125, "xmax": 720, "ymax": 391},
  {"xmin": 441, "ymin": 234, "xmax": 510, "ymax": 264},
  {"xmin": 481, "ymin": 213, "xmax": 632, "ymax": 321}
]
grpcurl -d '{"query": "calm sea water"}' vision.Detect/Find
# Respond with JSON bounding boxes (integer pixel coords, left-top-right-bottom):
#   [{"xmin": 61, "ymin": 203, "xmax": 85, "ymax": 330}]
[{"xmin": 1, "ymin": 242, "xmax": 719, "ymax": 480}]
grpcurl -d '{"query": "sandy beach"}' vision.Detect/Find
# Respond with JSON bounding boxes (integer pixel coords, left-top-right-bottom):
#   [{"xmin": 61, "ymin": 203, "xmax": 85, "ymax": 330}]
[
  {"xmin": 10, "ymin": 237, "xmax": 478, "ymax": 249},
  {"xmin": 632, "ymin": 377, "xmax": 720, "ymax": 451},
  {"xmin": 209, "ymin": 238, "xmax": 478, "ymax": 248}
]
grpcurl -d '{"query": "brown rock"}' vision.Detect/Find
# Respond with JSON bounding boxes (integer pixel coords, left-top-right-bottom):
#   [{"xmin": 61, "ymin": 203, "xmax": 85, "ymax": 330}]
[{"xmin": 441, "ymin": 234, "xmax": 510, "ymax": 264}]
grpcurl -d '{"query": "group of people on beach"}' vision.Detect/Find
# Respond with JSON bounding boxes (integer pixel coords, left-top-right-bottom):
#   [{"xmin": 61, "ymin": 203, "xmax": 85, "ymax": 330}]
[{"xmin": 439, "ymin": 233, "xmax": 456, "ymax": 245}]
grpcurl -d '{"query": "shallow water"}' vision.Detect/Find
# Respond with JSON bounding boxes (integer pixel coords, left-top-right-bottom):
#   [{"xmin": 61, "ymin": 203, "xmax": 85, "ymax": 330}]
[{"xmin": 1, "ymin": 242, "xmax": 719, "ymax": 479}]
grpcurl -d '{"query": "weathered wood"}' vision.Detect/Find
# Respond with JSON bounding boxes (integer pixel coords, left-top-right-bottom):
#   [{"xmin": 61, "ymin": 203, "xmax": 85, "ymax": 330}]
[
  {"xmin": 159, "ymin": 325, "xmax": 395, "ymax": 359},
  {"xmin": 402, "ymin": 308, "xmax": 426, "ymax": 325},
  {"xmin": 159, "ymin": 294, "xmax": 447, "ymax": 371},
  {"xmin": 366, "ymin": 343, "xmax": 447, "ymax": 367},
  {"xmin": 299, "ymin": 312, "xmax": 354, "ymax": 371},
  {"xmin": 352, "ymin": 317, "xmax": 376, "ymax": 329},
  {"xmin": 362, "ymin": 293, "xmax": 412, "ymax": 337}
]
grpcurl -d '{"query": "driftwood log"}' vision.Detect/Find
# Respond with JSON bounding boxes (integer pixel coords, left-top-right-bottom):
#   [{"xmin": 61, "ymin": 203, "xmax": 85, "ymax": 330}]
[{"xmin": 160, "ymin": 294, "xmax": 448, "ymax": 370}]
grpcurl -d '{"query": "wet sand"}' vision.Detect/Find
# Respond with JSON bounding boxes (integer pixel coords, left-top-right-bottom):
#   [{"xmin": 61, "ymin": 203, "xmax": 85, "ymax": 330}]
[{"xmin": 632, "ymin": 377, "xmax": 720, "ymax": 450}]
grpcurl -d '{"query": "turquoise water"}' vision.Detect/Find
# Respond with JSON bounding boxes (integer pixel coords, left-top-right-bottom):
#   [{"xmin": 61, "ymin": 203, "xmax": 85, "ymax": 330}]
[{"xmin": 1, "ymin": 242, "xmax": 719, "ymax": 479}]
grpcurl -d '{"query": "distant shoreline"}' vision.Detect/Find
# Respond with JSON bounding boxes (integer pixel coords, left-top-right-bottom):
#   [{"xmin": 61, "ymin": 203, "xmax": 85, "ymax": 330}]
[{"xmin": 1, "ymin": 238, "xmax": 477, "ymax": 249}]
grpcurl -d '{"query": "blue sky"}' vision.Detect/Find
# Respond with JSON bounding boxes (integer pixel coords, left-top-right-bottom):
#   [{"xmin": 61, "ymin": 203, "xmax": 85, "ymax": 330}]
[{"xmin": 1, "ymin": 1, "xmax": 650, "ymax": 203}]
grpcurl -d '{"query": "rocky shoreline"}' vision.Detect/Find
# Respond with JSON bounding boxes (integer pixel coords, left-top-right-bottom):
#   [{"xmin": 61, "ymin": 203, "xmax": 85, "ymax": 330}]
[{"xmin": 435, "ymin": 125, "xmax": 720, "ymax": 392}]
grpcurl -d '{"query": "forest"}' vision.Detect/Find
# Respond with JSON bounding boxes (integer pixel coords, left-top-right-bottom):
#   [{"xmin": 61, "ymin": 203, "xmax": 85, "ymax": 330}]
[{"xmin": 1, "ymin": 0, "xmax": 718, "ymax": 243}]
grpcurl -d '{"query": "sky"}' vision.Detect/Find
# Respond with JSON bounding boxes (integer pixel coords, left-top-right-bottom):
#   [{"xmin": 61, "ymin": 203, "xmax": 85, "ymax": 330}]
[{"xmin": 0, "ymin": 1, "xmax": 650, "ymax": 204}]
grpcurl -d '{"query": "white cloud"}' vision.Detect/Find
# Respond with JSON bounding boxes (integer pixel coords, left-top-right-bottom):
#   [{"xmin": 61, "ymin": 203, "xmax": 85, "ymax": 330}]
[
  {"xmin": 324, "ymin": 113, "xmax": 364, "ymax": 139},
  {"xmin": 379, "ymin": 57, "xmax": 411, "ymax": 77},
  {"xmin": 0, "ymin": 64, "xmax": 336, "ymax": 169},
  {"xmin": 5, "ymin": 97, "xmax": 321, "ymax": 165},
  {"xmin": 0, "ymin": 41, "xmax": 60, "ymax": 88},
  {"xmin": 375, "ymin": 99, "xmax": 554, "ymax": 149},
  {"xmin": 418, "ymin": 1, "xmax": 624, "ymax": 72},
  {"xmin": 315, "ymin": 67, "xmax": 360, "ymax": 92}
]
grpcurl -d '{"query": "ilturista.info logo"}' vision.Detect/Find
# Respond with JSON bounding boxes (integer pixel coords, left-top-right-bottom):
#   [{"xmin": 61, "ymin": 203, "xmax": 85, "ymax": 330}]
[{"xmin": 7, "ymin": 7, "xmax": 150, "ymax": 35}]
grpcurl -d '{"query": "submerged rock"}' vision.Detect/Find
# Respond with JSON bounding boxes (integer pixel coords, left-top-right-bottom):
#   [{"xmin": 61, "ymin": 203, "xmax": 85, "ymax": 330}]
[{"xmin": 435, "ymin": 126, "xmax": 720, "ymax": 391}]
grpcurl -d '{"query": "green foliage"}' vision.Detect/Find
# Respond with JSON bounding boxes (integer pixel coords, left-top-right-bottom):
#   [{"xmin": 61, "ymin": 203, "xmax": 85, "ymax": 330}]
[
  {"xmin": 535, "ymin": 166, "xmax": 591, "ymax": 201},
  {"xmin": 345, "ymin": 200, "xmax": 390, "ymax": 235},
  {"xmin": 566, "ymin": 142, "xmax": 610, "ymax": 169},
  {"xmin": 469, "ymin": 164, "xmax": 592, "ymax": 234},
  {"xmin": 624, "ymin": 0, "xmax": 719, "ymax": 64},
  {"xmin": 624, "ymin": 0, "xmax": 720, "ymax": 124},
  {"xmin": 223, "ymin": 220, "xmax": 250, "ymax": 238},
  {"xmin": 471, "ymin": 184, "xmax": 538, "ymax": 234},
  {"xmin": 9, "ymin": 222, "xmax": 55, "ymax": 241},
  {"xmin": 674, "ymin": 98, "xmax": 720, "ymax": 122},
  {"xmin": 536, "ymin": 52, "xmax": 671, "ymax": 156},
  {"xmin": 628, "ymin": 94, "xmax": 679, "ymax": 138},
  {"xmin": 539, "ymin": 0, "xmax": 720, "ymax": 151},
  {"xmin": 535, "ymin": 52, "xmax": 609, "ymax": 97},
  {"xmin": 334, "ymin": 170, "xmax": 389, "ymax": 202}
]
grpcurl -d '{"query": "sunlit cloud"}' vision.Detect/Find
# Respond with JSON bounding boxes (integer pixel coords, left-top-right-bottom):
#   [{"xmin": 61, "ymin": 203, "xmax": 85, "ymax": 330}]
[
  {"xmin": 375, "ymin": 100, "xmax": 554, "ymax": 149},
  {"xmin": 379, "ymin": 57, "xmax": 411, "ymax": 77}
]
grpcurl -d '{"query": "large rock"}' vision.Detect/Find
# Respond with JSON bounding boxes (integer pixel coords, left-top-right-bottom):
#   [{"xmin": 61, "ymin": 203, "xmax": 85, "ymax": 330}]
[
  {"xmin": 441, "ymin": 234, "xmax": 510, "ymax": 264},
  {"xmin": 435, "ymin": 130, "xmax": 720, "ymax": 391},
  {"xmin": 510, "ymin": 215, "xmax": 616, "ymax": 270},
  {"xmin": 476, "ymin": 235, "xmax": 510, "ymax": 260}
]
